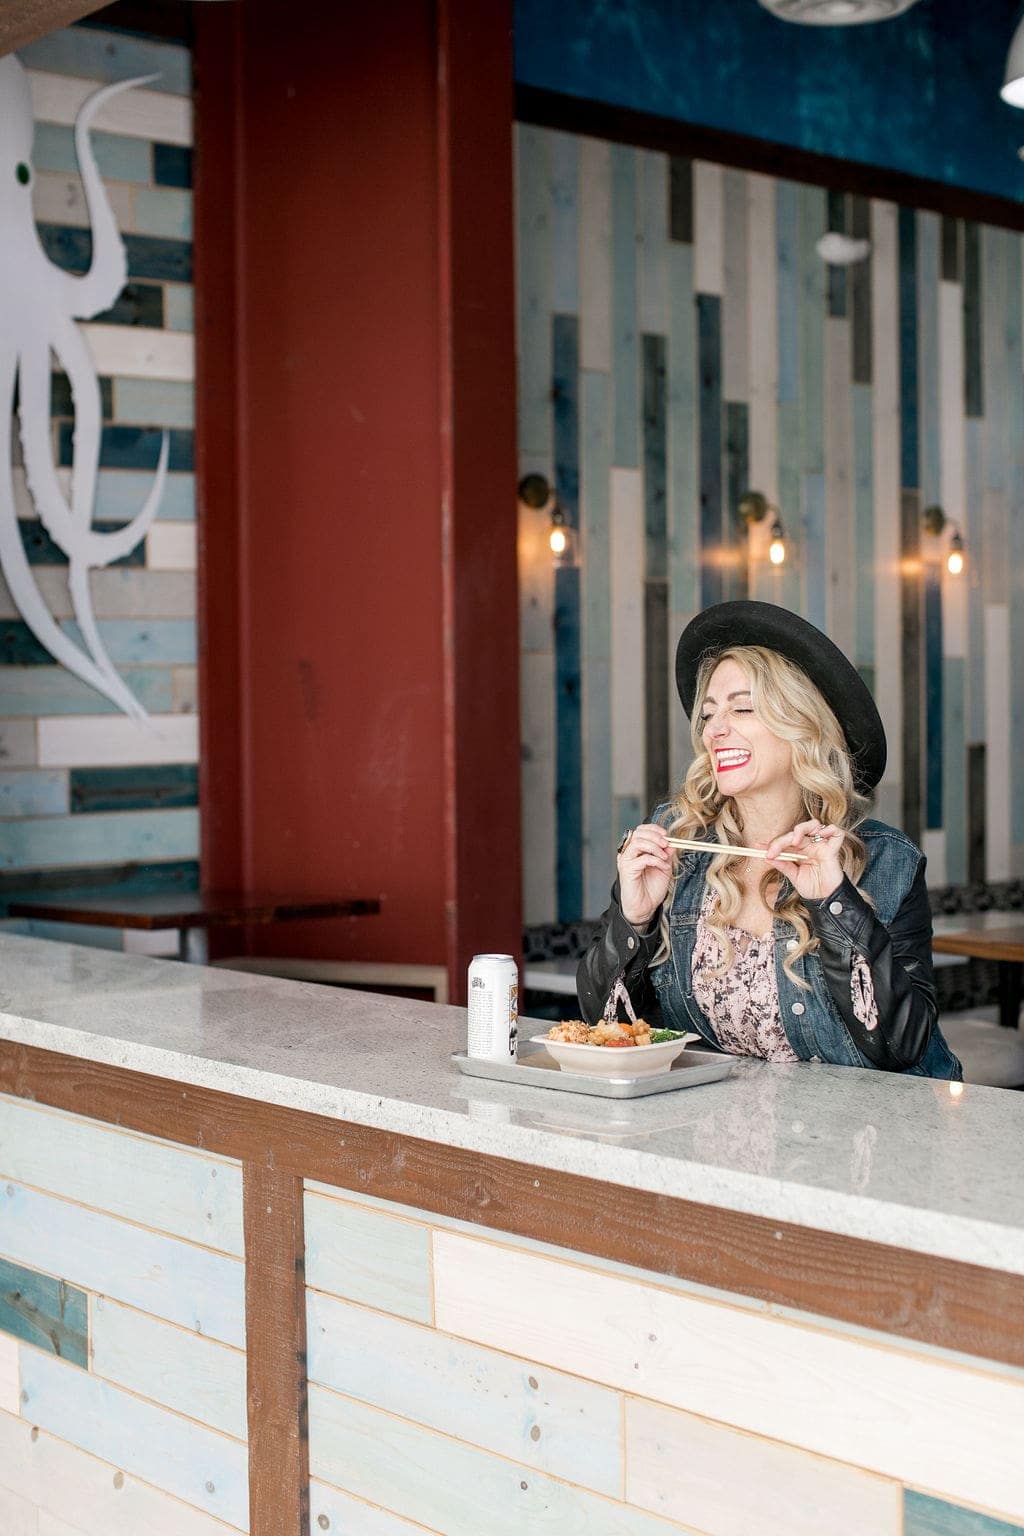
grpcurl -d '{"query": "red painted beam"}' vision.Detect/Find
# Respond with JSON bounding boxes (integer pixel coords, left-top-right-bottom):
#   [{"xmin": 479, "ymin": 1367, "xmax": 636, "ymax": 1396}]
[{"xmin": 194, "ymin": 0, "xmax": 520, "ymax": 1000}]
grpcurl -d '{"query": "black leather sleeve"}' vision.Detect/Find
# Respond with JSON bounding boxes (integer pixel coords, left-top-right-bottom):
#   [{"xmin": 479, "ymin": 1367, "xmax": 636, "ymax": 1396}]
[
  {"xmin": 803, "ymin": 865, "xmax": 936, "ymax": 1070},
  {"xmin": 576, "ymin": 880, "xmax": 664, "ymax": 1025}
]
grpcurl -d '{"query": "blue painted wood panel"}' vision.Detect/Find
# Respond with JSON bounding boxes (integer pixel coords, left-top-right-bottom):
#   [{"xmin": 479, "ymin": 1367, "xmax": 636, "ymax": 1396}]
[
  {"xmin": 18, "ymin": 517, "xmax": 143, "ymax": 568},
  {"xmin": 20, "ymin": 1350, "xmax": 249, "ymax": 1532},
  {"xmin": 95, "ymin": 279, "xmax": 165, "ymax": 328},
  {"xmin": 0, "ymin": 771, "xmax": 68, "ymax": 817},
  {"xmin": 0, "ymin": 808, "xmax": 199, "ymax": 871},
  {"xmin": 70, "ymin": 764, "xmax": 198, "ymax": 814},
  {"xmin": 154, "ymin": 143, "xmax": 194, "ymax": 186},
  {"xmin": 552, "ymin": 314, "xmax": 580, "ymax": 522},
  {"xmin": 20, "ymin": 28, "xmax": 192, "ymax": 94},
  {"xmin": 611, "ymin": 144, "xmax": 638, "ymax": 468},
  {"xmin": 0, "ymin": 665, "xmax": 174, "ymax": 716},
  {"xmin": 96, "ymin": 469, "xmax": 195, "ymax": 521},
  {"xmin": 58, "ymin": 424, "xmax": 194, "ymax": 473},
  {"xmin": 134, "ymin": 188, "xmax": 193, "ymax": 241},
  {"xmin": 899, "ymin": 206, "xmax": 919, "ymax": 490},
  {"xmin": 697, "ymin": 293, "xmax": 723, "ymax": 609},
  {"xmin": 943, "ymin": 658, "xmax": 966, "ymax": 884},
  {"xmin": 917, "ymin": 212, "xmax": 941, "ymax": 509},
  {"xmin": 554, "ymin": 563, "xmax": 583, "ymax": 921},
  {"xmin": 31, "ymin": 124, "xmax": 152, "ymax": 183},
  {"xmin": 905, "ymin": 1490, "xmax": 1024, "ymax": 1536},
  {"xmin": 59, "ymin": 618, "xmax": 196, "ymax": 664},
  {"xmin": 37, "ymin": 224, "xmax": 193, "ymax": 283},
  {"xmin": 924, "ymin": 566, "xmax": 943, "ymax": 828},
  {"xmin": 0, "ymin": 1182, "xmax": 244, "ymax": 1345},
  {"xmin": 306, "ymin": 1289, "xmax": 623, "ymax": 1496},
  {"xmin": 724, "ymin": 401, "xmax": 748, "ymax": 602},
  {"xmin": 304, "ymin": 1191, "xmax": 432, "ymax": 1325},
  {"xmin": 0, "ymin": 1255, "xmax": 87, "ymax": 1365},
  {"xmin": 0, "ymin": 857, "xmax": 198, "ymax": 907},
  {"xmin": 580, "ymin": 369, "xmax": 613, "ymax": 921}
]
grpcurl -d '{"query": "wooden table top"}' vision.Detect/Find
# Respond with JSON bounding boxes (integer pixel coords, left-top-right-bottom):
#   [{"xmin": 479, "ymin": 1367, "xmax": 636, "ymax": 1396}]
[
  {"xmin": 931, "ymin": 913, "xmax": 1024, "ymax": 963},
  {"xmin": 8, "ymin": 892, "xmax": 381, "ymax": 932}
]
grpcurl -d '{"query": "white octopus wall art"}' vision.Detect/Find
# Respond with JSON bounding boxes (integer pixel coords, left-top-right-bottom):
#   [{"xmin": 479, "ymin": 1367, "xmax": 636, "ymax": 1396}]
[{"xmin": 0, "ymin": 53, "xmax": 168, "ymax": 720}]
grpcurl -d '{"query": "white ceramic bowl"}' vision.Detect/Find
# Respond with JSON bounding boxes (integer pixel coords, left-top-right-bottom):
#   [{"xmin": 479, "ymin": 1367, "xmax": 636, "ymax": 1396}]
[{"xmin": 525, "ymin": 1034, "xmax": 692, "ymax": 1078}]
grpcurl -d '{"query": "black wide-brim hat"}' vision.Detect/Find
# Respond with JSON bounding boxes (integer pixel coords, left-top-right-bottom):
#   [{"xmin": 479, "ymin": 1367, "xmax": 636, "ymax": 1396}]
[{"xmin": 675, "ymin": 600, "xmax": 886, "ymax": 795}]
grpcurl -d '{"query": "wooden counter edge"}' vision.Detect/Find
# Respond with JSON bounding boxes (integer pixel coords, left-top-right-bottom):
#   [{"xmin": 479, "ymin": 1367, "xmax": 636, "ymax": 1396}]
[{"xmin": 2, "ymin": 1039, "xmax": 1021, "ymax": 1374}]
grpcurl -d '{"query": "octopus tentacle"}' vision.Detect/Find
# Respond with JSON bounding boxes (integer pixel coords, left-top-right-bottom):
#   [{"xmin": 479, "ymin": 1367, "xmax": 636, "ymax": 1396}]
[
  {"xmin": 66, "ymin": 73, "xmax": 160, "ymax": 320},
  {"xmin": 1, "ymin": 348, "xmax": 143, "ymax": 717}
]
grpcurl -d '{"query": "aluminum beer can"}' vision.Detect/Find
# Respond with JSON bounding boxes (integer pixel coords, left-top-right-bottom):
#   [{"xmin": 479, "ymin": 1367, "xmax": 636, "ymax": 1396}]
[{"xmin": 467, "ymin": 953, "xmax": 518, "ymax": 1062}]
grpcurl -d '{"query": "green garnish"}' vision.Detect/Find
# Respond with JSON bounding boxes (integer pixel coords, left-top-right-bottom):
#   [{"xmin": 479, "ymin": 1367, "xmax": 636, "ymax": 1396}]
[{"xmin": 650, "ymin": 1029, "xmax": 686, "ymax": 1043}]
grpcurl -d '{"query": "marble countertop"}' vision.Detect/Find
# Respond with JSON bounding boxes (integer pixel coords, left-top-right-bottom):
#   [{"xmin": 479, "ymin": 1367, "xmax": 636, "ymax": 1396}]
[{"xmin": 0, "ymin": 933, "xmax": 1020, "ymax": 1276}]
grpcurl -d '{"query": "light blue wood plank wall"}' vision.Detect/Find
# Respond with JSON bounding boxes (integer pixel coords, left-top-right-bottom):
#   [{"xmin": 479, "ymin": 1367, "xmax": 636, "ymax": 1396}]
[
  {"xmin": 517, "ymin": 129, "xmax": 1024, "ymax": 920},
  {"xmin": 1, "ymin": 23, "xmax": 199, "ymax": 917},
  {"xmin": 0, "ymin": 1093, "xmax": 248, "ymax": 1532}
]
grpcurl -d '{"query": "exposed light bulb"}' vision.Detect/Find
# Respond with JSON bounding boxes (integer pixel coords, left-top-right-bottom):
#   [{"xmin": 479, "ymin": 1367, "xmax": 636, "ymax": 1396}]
[
  {"xmin": 946, "ymin": 548, "xmax": 964, "ymax": 576},
  {"xmin": 549, "ymin": 526, "xmax": 568, "ymax": 556},
  {"xmin": 768, "ymin": 520, "xmax": 786, "ymax": 565}
]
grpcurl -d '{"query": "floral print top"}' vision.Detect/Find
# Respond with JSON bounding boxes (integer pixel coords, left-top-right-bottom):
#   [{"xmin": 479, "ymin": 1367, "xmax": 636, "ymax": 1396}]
[{"xmin": 691, "ymin": 889, "xmax": 879, "ymax": 1061}]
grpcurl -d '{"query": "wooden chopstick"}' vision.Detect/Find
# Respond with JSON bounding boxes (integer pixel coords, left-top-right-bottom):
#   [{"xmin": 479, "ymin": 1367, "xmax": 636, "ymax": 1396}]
[{"xmin": 665, "ymin": 835, "xmax": 809, "ymax": 864}]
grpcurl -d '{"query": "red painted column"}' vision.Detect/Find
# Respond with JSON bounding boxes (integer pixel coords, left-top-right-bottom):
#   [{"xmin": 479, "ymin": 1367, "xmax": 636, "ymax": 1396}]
[{"xmin": 193, "ymin": 0, "xmax": 521, "ymax": 1001}]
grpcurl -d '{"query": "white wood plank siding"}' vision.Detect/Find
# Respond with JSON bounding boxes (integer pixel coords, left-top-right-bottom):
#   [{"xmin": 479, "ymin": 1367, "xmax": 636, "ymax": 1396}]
[
  {"xmin": 310, "ymin": 1480, "xmax": 445, "ymax": 1536},
  {"xmin": 305, "ymin": 1289, "xmax": 623, "ymax": 1498},
  {"xmin": 147, "ymin": 522, "xmax": 198, "ymax": 571},
  {"xmin": 0, "ymin": 1094, "xmax": 243, "ymax": 1255},
  {"xmin": 870, "ymin": 199, "xmax": 902, "ymax": 802},
  {"xmin": 626, "ymin": 1396, "xmax": 901, "ymax": 1536},
  {"xmin": 304, "ymin": 1190, "xmax": 432, "ymax": 1324},
  {"xmin": 984, "ymin": 603, "xmax": 1011, "ymax": 880},
  {"xmin": 0, "ymin": 1411, "xmax": 235, "ymax": 1536},
  {"xmin": 939, "ymin": 278, "xmax": 968, "ymax": 659},
  {"xmin": 18, "ymin": 1350, "xmax": 249, "ymax": 1530},
  {"xmin": 579, "ymin": 138, "xmax": 612, "ymax": 372},
  {"xmin": 81, "ymin": 324, "xmax": 194, "ymax": 382},
  {"xmin": 37, "ymin": 714, "xmax": 199, "ymax": 767},
  {"xmin": 309, "ymin": 1383, "xmax": 693, "ymax": 1536},
  {"xmin": 746, "ymin": 172, "xmax": 779, "ymax": 513},
  {"xmin": 0, "ymin": 1182, "xmax": 245, "ymax": 1346},
  {"xmin": 91, "ymin": 1296, "xmax": 248, "ymax": 1441},
  {"xmin": 0, "ymin": 1484, "xmax": 37, "ymax": 1536},
  {"xmin": 431, "ymin": 1232, "xmax": 1024, "ymax": 1521},
  {"xmin": 0, "ymin": 1333, "xmax": 19, "ymax": 1414},
  {"xmin": 27, "ymin": 69, "xmax": 192, "ymax": 145},
  {"xmin": 693, "ymin": 162, "xmax": 724, "ymax": 297}
]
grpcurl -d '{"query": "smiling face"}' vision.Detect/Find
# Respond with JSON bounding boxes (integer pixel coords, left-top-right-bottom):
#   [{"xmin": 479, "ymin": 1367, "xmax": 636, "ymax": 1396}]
[{"xmin": 699, "ymin": 656, "xmax": 795, "ymax": 801}]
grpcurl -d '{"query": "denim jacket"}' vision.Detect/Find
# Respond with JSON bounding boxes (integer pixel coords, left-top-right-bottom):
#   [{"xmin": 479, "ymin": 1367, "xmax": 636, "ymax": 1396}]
[{"xmin": 577, "ymin": 816, "xmax": 963, "ymax": 1081}]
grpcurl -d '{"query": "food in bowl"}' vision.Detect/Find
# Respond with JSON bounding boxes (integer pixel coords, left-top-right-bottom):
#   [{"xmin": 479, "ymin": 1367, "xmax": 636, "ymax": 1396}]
[{"xmin": 545, "ymin": 1019, "xmax": 685, "ymax": 1047}]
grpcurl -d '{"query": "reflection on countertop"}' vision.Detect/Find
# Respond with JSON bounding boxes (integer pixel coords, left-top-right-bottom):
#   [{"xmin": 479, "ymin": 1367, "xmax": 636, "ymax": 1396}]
[{"xmin": 0, "ymin": 933, "xmax": 1019, "ymax": 1276}]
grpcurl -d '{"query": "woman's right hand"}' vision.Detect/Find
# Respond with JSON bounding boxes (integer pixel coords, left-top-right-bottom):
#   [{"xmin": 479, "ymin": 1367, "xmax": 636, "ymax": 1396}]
[{"xmin": 617, "ymin": 823, "xmax": 673, "ymax": 930}]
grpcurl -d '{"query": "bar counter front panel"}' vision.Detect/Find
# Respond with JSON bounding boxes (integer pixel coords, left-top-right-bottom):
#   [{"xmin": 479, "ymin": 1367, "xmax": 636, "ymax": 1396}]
[{"xmin": 0, "ymin": 935, "xmax": 1021, "ymax": 1536}]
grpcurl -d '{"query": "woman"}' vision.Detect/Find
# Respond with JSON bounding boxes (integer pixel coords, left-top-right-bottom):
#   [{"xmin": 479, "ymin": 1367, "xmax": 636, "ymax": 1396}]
[{"xmin": 578, "ymin": 600, "xmax": 962, "ymax": 1080}]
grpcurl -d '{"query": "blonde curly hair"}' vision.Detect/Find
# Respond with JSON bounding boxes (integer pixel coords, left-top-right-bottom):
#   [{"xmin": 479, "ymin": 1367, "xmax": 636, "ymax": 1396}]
[{"xmin": 656, "ymin": 644, "xmax": 871, "ymax": 988}]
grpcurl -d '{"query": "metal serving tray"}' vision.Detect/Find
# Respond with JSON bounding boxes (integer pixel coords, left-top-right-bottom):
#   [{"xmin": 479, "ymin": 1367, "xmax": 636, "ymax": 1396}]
[{"xmin": 451, "ymin": 1043, "xmax": 734, "ymax": 1098}]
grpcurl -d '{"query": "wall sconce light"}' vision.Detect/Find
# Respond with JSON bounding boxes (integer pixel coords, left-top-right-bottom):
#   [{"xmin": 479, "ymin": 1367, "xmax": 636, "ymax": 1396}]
[
  {"xmin": 518, "ymin": 473, "xmax": 574, "ymax": 562},
  {"xmin": 1002, "ymin": 13, "xmax": 1024, "ymax": 107},
  {"xmin": 921, "ymin": 504, "xmax": 966, "ymax": 576},
  {"xmin": 738, "ymin": 490, "xmax": 787, "ymax": 566}
]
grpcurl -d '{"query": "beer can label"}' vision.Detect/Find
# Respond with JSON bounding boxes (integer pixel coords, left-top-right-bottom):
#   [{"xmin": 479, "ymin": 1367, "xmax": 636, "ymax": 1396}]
[{"xmin": 467, "ymin": 955, "xmax": 519, "ymax": 1062}]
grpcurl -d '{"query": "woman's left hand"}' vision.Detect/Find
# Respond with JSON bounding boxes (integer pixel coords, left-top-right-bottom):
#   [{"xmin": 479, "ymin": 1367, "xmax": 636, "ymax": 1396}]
[{"xmin": 764, "ymin": 819, "xmax": 845, "ymax": 902}]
